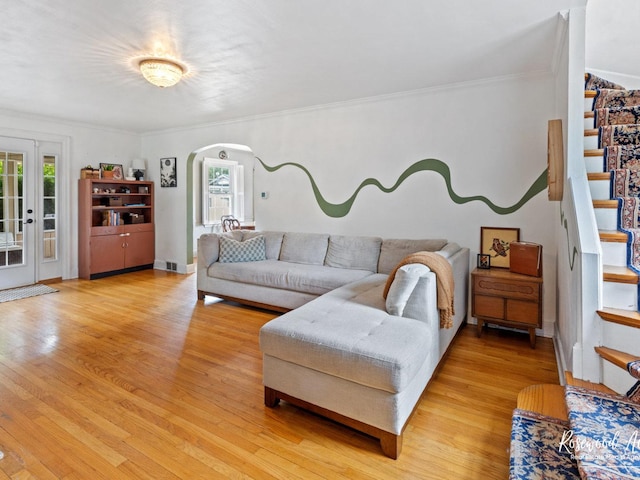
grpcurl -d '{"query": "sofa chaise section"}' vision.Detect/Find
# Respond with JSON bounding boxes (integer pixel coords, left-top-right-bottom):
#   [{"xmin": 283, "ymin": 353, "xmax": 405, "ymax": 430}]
[{"xmin": 258, "ymin": 243, "xmax": 469, "ymax": 459}]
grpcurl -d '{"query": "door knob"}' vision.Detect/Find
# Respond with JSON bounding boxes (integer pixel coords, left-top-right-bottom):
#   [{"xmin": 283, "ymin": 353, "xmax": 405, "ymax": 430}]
[{"xmin": 26, "ymin": 219, "xmax": 34, "ymax": 224}]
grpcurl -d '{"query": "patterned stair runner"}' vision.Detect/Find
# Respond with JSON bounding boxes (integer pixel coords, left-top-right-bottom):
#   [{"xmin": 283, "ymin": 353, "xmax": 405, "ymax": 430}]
[
  {"xmin": 585, "ymin": 73, "xmax": 625, "ymax": 91},
  {"xmin": 605, "ymin": 145, "xmax": 640, "ymax": 171},
  {"xmin": 599, "ymin": 125, "xmax": 640, "ymax": 148},
  {"xmin": 594, "ymin": 89, "xmax": 640, "ymax": 110},
  {"xmin": 589, "ymin": 75, "xmax": 640, "ymax": 276},
  {"xmin": 594, "ymin": 106, "xmax": 640, "ymax": 128}
]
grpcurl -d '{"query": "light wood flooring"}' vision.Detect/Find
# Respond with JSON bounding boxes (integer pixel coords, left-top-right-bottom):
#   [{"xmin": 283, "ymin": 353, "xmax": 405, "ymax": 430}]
[{"xmin": 0, "ymin": 270, "xmax": 560, "ymax": 479}]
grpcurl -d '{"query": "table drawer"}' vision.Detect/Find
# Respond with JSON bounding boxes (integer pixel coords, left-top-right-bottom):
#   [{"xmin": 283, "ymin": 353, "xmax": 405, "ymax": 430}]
[
  {"xmin": 473, "ymin": 276, "xmax": 540, "ymax": 302},
  {"xmin": 506, "ymin": 299, "xmax": 540, "ymax": 326},
  {"xmin": 473, "ymin": 294, "xmax": 504, "ymax": 319}
]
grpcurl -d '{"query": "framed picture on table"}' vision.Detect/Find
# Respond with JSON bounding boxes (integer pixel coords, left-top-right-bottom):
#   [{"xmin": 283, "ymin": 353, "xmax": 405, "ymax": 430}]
[
  {"xmin": 477, "ymin": 253, "xmax": 491, "ymax": 269},
  {"xmin": 480, "ymin": 227, "xmax": 520, "ymax": 269}
]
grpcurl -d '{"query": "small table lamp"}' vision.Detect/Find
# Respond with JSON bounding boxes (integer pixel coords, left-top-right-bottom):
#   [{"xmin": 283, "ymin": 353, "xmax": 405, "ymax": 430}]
[{"xmin": 132, "ymin": 159, "xmax": 146, "ymax": 181}]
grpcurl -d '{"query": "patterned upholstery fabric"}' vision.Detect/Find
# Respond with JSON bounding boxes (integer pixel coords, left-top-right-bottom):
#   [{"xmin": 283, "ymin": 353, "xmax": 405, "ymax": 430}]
[
  {"xmin": 627, "ymin": 381, "xmax": 640, "ymax": 404},
  {"xmin": 509, "ymin": 408, "xmax": 580, "ymax": 480},
  {"xmin": 565, "ymin": 386, "xmax": 640, "ymax": 479},
  {"xmin": 627, "ymin": 360, "xmax": 640, "ymax": 380},
  {"xmin": 626, "ymin": 361, "xmax": 640, "ymax": 404},
  {"xmin": 218, "ymin": 235, "xmax": 266, "ymax": 263}
]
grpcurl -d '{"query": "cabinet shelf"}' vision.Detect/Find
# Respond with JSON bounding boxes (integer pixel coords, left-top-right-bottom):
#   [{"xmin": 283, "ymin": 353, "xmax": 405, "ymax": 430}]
[{"xmin": 92, "ymin": 205, "xmax": 151, "ymax": 210}]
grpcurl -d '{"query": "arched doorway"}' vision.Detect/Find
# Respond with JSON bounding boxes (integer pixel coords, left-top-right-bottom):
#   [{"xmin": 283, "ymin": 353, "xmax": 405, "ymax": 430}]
[{"xmin": 185, "ymin": 143, "xmax": 254, "ymax": 267}]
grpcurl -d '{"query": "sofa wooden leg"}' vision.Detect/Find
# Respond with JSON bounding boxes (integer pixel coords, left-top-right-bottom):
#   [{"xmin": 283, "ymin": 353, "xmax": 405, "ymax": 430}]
[
  {"xmin": 197, "ymin": 290, "xmax": 205, "ymax": 300},
  {"xmin": 380, "ymin": 432, "xmax": 402, "ymax": 459},
  {"xmin": 264, "ymin": 386, "xmax": 280, "ymax": 407}
]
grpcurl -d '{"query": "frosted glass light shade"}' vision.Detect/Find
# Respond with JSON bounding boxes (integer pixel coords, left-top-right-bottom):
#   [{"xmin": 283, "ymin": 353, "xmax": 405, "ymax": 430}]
[{"xmin": 139, "ymin": 59, "xmax": 184, "ymax": 88}]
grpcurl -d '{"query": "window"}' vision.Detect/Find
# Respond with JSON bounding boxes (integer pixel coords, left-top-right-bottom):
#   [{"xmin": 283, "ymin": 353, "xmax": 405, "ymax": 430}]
[
  {"xmin": 202, "ymin": 158, "xmax": 244, "ymax": 226},
  {"xmin": 0, "ymin": 151, "xmax": 24, "ymax": 266},
  {"xmin": 42, "ymin": 155, "xmax": 57, "ymax": 260}
]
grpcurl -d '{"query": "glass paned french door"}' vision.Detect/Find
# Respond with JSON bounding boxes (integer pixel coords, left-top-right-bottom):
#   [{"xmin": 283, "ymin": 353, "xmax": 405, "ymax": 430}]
[{"xmin": 0, "ymin": 137, "xmax": 35, "ymax": 289}]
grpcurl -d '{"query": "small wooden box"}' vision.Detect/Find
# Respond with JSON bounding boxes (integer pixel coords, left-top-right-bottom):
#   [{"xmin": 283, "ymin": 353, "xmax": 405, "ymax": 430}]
[
  {"xmin": 81, "ymin": 168, "xmax": 100, "ymax": 179},
  {"xmin": 123, "ymin": 213, "xmax": 144, "ymax": 224},
  {"xmin": 510, "ymin": 242, "xmax": 542, "ymax": 277},
  {"xmin": 101, "ymin": 197, "xmax": 123, "ymax": 207}
]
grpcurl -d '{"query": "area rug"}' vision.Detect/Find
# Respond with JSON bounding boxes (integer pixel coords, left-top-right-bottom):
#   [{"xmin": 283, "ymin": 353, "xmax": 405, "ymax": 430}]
[
  {"xmin": 509, "ymin": 408, "xmax": 580, "ymax": 480},
  {"xmin": 596, "ymin": 106, "xmax": 640, "ymax": 128},
  {"xmin": 594, "ymin": 89, "xmax": 640, "ymax": 110},
  {"xmin": 599, "ymin": 125, "xmax": 640, "ymax": 148},
  {"xmin": 0, "ymin": 284, "xmax": 58, "ymax": 303},
  {"xmin": 585, "ymin": 73, "xmax": 625, "ymax": 91},
  {"xmin": 611, "ymin": 169, "xmax": 640, "ymax": 197},
  {"xmin": 605, "ymin": 145, "xmax": 640, "ymax": 172}
]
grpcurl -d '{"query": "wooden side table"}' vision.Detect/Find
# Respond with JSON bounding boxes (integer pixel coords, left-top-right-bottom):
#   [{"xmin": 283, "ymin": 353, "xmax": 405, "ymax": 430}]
[{"xmin": 471, "ymin": 267, "xmax": 543, "ymax": 348}]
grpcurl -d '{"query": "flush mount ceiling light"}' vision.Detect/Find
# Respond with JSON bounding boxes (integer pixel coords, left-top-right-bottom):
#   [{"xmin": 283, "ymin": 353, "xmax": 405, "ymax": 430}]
[{"xmin": 138, "ymin": 57, "xmax": 186, "ymax": 88}]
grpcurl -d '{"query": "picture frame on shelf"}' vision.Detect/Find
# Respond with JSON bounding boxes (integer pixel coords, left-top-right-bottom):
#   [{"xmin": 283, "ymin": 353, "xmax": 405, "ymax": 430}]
[
  {"xmin": 99, "ymin": 163, "xmax": 123, "ymax": 180},
  {"xmin": 480, "ymin": 226, "xmax": 520, "ymax": 269},
  {"xmin": 160, "ymin": 157, "xmax": 177, "ymax": 187},
  {"xmin": 477, "ymin": 253, "xmax": 491, "ymax": 269}
]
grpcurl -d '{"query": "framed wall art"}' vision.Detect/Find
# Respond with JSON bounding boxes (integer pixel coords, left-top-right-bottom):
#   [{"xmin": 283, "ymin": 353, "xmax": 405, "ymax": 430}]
[
  {"xmin": 480, "ymin": 227, "xmax": 520, "ymax": 269},
  {"xmin": 160, "ymin": 157, "xmax": 177, "ymax": 187},
  {"xmin": 99, "ymin": 163, "xmax": 123, "ymax": 180}
]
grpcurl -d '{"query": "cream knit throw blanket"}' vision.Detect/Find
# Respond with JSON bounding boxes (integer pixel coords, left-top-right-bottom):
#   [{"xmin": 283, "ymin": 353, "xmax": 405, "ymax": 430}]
[{"xmin": 382, "ymin": 251, "xmax": 455, "ymax": 329}]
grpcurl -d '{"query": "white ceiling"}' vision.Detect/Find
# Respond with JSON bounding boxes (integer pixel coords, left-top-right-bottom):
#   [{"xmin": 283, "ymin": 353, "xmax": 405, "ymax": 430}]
[{"xmin": 1, "ymin": 0, "xmax": 586, "ymax": 133}]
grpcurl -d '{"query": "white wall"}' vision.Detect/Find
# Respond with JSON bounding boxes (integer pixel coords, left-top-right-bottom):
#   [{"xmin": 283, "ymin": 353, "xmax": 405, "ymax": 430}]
[
  {"xmin": 0, "ymin": 110, "xmax": 141, "ymax": 279},
  {"xmin": 142, "ymin": 72, "xmax": 560, "ymax": 336}
]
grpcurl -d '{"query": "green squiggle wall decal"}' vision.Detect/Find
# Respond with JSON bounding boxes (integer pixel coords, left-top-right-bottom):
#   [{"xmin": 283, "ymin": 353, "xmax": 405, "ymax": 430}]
[{"xmin": 257, "ymin": 157, "xmax": 547, "ymax": 218}]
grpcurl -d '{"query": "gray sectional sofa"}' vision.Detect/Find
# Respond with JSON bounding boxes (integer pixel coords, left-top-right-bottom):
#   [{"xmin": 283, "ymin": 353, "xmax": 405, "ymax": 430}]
[{"xmin": 197, "ymin": 230, "xmax": 470, "ymax": 458}]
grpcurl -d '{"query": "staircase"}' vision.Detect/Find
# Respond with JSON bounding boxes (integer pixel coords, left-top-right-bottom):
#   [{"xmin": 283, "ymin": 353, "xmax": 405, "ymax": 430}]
[
  {"xmin": 584, "ymin": 74, "xmax": 640, "ymax": 395},
  {"xmin": 508, "ymin": 73, "xmax": 640, "ymax": 480}
]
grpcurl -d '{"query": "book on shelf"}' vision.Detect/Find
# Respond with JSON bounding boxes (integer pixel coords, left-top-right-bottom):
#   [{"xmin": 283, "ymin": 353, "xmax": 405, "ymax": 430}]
[{"xmin": 102, "ymin": 210, "xmax": 120, "ymax": 226}]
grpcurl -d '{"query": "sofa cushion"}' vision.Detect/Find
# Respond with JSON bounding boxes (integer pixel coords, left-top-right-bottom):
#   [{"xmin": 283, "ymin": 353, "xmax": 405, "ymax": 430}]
[
  {"xmin": 242, "ymin": 231, "xmax": 284, "ymax": 260},
  {"xmin": 280, "ymin": 232, "xmax": 329, "ymax": 265},
  {"xmin": 208, "ymin": 259, "xmax": 373, "ymax": 295},
  {"xmin": 386, "ymin": 264, "xmax": 432, "ymax": 316},
  {"xmin": 219, "ymin": 235, "xmax": 266, "ymax": 263},
  {"xmin": 378, "ymin": 238, "xmax": 448, "ymax": 274},
  {"xmin": 197, "ymin": 231, "xmax": 243, "ymax": 265},
  {"xmin": 325, "ymin": 235, "xmax": 382, "ymax": 272},
  {"xmin": 260, "ymin": 274, "xmax": 435, "ymax": 393}
]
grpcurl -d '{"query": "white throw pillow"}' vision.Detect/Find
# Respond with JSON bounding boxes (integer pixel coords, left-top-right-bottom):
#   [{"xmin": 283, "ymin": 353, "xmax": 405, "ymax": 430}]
[{"xmin": 386, "ymin": 264, "xmax": 432, "ymax": 316}]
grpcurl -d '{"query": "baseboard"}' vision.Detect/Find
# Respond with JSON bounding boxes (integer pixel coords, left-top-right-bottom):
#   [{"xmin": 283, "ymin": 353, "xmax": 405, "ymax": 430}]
[{"xmin": 553, "ymin": 323, "xmax": 568, "ymax": 386}]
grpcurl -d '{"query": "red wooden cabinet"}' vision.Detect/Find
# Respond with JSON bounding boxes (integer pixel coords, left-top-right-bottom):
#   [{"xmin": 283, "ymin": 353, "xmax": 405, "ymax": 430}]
[{"xmin": 79, "ymin": 179, "xmax": 155, "ymax": 279}]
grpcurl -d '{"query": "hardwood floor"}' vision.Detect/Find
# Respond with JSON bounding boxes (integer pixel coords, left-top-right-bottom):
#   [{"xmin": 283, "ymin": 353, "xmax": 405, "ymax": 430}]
[{"xmin": 0, "ymin": 270, "xmax": 560, "ymax": 479}]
